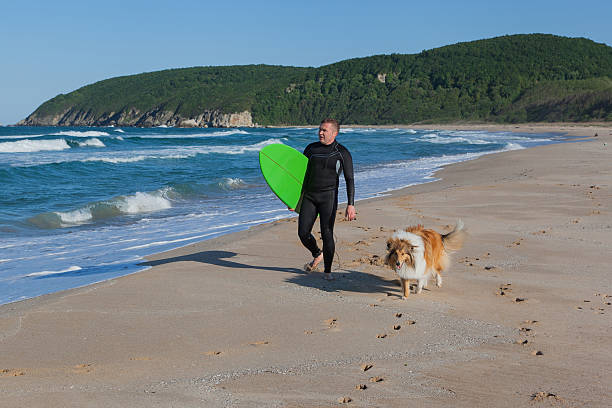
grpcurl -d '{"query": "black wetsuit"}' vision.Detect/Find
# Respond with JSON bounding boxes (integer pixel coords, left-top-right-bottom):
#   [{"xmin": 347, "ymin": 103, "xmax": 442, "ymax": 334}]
[{"xmin": 298, "ymin": 140, "xmax": 355, "ymax": 273}]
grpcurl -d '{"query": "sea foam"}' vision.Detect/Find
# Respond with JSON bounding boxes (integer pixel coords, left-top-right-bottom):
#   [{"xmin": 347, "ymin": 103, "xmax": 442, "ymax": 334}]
[
  {"xmin": 52, "ymin": 130, "xmax": 111, "ymax": 137},
  {"xmin": 28, "ymin": 188, "xmax": 176, "ymax": 229},
  {"xmin": 76, "ymin": 138, "xmax": 106, "ymax": 147},
  {"xmin": 0, "ymin": 139, "xmax": 71, "ymax": 153}
]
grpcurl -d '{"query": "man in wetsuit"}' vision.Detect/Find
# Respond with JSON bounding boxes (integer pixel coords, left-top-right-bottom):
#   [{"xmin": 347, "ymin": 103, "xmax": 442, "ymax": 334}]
[{"xmin": 296, "ymin": 118, "xmax": 356, "ymax": 280}]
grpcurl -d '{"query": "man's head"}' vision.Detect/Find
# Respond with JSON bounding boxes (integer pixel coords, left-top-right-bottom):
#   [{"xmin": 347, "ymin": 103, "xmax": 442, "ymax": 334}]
[{"xmin": 318, "ymin": 119, "xmax": 339, "ymax": 145}]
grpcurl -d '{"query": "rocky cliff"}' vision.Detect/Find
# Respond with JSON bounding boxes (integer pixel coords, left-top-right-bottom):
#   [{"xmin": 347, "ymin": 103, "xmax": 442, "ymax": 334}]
[{"xmin": 17, "ymin": 108, "xmax": 254, "ymax": 128}]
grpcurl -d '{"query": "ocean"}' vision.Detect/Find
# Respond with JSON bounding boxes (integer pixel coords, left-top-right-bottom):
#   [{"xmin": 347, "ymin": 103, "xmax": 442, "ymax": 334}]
[{"xmin": 0, "ymin": 125, "xmax": 564, "ymax": 305}]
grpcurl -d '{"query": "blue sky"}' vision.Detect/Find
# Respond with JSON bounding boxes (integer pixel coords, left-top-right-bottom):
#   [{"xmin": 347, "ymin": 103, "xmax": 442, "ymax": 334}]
[{"xmin": 1, "ymin": 0, "xmax": 610, "ymax": 125}]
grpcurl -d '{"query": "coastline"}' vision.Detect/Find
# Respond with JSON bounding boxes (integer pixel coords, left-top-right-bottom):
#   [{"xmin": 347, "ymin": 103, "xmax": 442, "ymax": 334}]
[{"xmin": 1, "ymin": 123, "xmax": 611, "ymax": 407}]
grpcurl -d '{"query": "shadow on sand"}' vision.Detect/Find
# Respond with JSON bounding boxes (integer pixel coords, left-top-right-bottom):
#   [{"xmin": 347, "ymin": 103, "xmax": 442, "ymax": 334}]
[{"xmin": 139, "ymin": 250, "xmax": 401, "ymax": 295}]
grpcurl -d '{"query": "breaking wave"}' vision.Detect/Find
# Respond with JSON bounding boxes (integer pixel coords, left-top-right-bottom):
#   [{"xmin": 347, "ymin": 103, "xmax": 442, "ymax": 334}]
[
  {"xmin": 52, "ymin": 130, "xmax": 111, "ymax": 137},
  {"xmin": 27, "ymin": 188, "xmax": 176, "ymax": 229},
  {"xmin": 218, "ymin": 177, "xmax": 248, "ymax": 190},
  {"xmin": 0, "ymin": 139, "xmax": 71, "ymax": 153}
]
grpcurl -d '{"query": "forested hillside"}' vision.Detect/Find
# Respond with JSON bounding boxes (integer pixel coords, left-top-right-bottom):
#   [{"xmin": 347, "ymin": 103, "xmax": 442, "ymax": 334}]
[{"xmin": 20, "ymin": 34, "xmax": 612, "ymax": 126}]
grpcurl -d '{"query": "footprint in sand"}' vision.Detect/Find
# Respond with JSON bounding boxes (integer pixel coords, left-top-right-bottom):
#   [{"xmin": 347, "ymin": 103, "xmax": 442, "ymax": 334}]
[
  {"xmin": 129, "ymin": 356, "xmax": 153, "ymax": 361},
  {"xmin": 324, "ymin": 318, "xmax": 337, "ymax": 327},
  {"xmin": 355, "ymin": 384, "xmax": 368, "ymax": 390},
  {"xmin": 531, "ymin": 392, "xmax": 564, "ymax": 403},
  {"xmin": 360, "ymin": 363, "xmax": 373, "ymax": 372},
  {"xmin": 515, "ymin": 339, "xmax": 529, "ymax": 345},
  {"xmin": 1, "ymin": 368, "xmax": 25, "ymax": 377},
  {"xmin": 377, "ymin": 333, "xmax": 387, "ymax": 339},
  {"xmin": 507, "ymin": 238, "xmax": 524, "ymax": 247},
  {"xmin": 338, "ymin": 396, "xmax": 352, "ymax": 403},
  {"xmin": 249, "ymin": 341, "xmax": 269, "ymax": 346},
  {"xmin": 203, "ymin": 351, "xmax": 223, "ymax": 356},
  {"xmin": 531, "ymin": 350, "xmax": 544, "ymax": 356},
  {"xmin": 393, "ymin": 325, "xmax": 401, "ymax": 330},
  {"xmin": 369, "ymin": 376, "xmax": 384, "ymax": 383},
  {"xmin": 73, "ymin": 363, "xmax": 93, "ymax": 373},
  {"xmin": 496, "ymin": 284, "xmax": 512, "ymax": 296}
]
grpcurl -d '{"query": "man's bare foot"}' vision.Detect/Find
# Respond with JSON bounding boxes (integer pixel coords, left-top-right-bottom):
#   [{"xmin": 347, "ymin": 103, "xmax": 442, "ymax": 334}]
[
  {"xmin": 323, "ymin": 272, "xmax": 335, "ymax": 281},
  {"xmin": 304, "ymin": 253, "xmax": 323, "ymax": 272}
]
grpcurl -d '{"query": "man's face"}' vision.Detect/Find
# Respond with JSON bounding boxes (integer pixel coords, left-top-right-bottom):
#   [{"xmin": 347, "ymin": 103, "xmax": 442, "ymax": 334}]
[{"xmin": 318, "ymin": 122, "xmax": 338, "ymax": 145}]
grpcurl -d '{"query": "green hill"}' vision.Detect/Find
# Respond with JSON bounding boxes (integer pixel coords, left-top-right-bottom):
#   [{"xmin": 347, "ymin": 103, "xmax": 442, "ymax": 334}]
[{"xmin": 20, "ymin": 34, "xmax": 612, "ymax": 127}]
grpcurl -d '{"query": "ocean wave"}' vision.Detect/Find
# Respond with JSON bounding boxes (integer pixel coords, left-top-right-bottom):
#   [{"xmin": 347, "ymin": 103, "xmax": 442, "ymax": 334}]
[
  {"xmin": 27, "ymin": 188, "xmax": 176, "ymax": 229},
  {"xmin": 114, "ymin": 129, "xmax": 125, "ymax": 133},
  {"xmin": 419, "ymin": 133, "xmax": 490, "ymax": 145},
  {"xmin": 25, "ymin": 266, "xmax": 82, "ymax": 278},
  {"xmin": 0, "ymin": 138, "xmax": 71, "ymax": 153},
  {"xmin": 503, "ymin": 142, "xmax": 525, "ymax": 151},
  {"xmin": 217, "ymin": 177, "xmax": 248, "ymax": 190},
  {"xmin": 211, "ymin": 138, "xmax": 281, "ymax": 154},
  {"xmin": 52, "ymin": 130, "xmax": 111, "ymax": 137},
  {"xmin": 0, "ymin": 133, "xmax": 47, "ymax": 139},
  {"xmin": 74, "ymin": 138, "xmax": 106, "ymax": 148},
  {"xmin": 130, "ymin": 129, "xmax": 250, "ymax": 139}
]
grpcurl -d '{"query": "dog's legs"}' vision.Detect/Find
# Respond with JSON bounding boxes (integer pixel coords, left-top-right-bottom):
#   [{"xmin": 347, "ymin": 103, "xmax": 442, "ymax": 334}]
[
  {"xmin": 401, "ymin": 278, "xmax": 410, "ymax": 299},
  {"xmin": 416, "ymin": 278, "xmax": 426, "ymax": 294},
  {"xmin": 436, "ymin": 272, "xmax": 442, "ymax": 287}
]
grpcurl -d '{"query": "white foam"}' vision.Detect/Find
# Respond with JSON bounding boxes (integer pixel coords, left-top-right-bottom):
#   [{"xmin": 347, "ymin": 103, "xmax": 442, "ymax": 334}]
[
  {"xmin": 77, "ymin": 138, "xmax": 106, "ymax": 147},
  {"xmin": 218, "ymin": 177, "xmax": 247, "ymax": 189},
  {"xmin": 0, "ymin": 138, "xmax": 70, "ymax": 153},
  {"xmin": 212, "ymin": 138, "xmax": 281, "ymax": 154},
  {"xmin": 82, "ymin": 153, "xmax": 191, "ymax": 164},
  {"xmin": 420, "ymin": 133, "xmax": 492, "ymax": 145},
  {"xmin": 114, "ymin": 129, "xmax": 125, "ymax": 133},
  {"xmin": 0, "ymin": 133, "xmax": 46, "ymax": 139},
  {"xmin": 52, "ymin": 130, "xmax": 111, "ymax": 137},
  {"xmin": 504, "ymin": 142, "xmax": 525, "ymax": 151},
  {"xmin": 117, "ymin": 191, "xmax": 172, "ymax": 214},
  {"xmin": 26, "ymin": 266, "xmax": 82, "ymax": 277},
  {"xmin": 83, "ymin": 155, "xmax": 149, "ymax": 164},
  {"xmin": 56, "ymin": 208, "xmax": 93, "ymax": 225},
  {"xmin": 133, "ymin": 129, "xmax": 250, "ymax": 139},
  {"xmin": 121, "ymin": 232, "xmax": 217, "ymax": 251}
]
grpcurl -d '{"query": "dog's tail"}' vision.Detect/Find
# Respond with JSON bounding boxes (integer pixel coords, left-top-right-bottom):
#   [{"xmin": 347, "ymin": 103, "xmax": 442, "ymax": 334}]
[{"xmin": 442, "ymin": 219, "xmax": 466, "ymax": 252}]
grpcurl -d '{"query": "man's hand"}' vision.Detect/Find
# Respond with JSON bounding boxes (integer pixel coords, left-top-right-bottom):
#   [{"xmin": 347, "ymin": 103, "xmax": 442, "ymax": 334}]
[{"xmin": 345, "ymin": 205, "xmax": 356, "ymax": 221}]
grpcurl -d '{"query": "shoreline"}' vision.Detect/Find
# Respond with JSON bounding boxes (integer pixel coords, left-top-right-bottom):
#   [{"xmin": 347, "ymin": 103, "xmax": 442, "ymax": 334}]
[
  {"xmin": 1, "ymin": 123, "xmax": 611, "ymax": 407},
  {"xmin": 0, "ymin": 124, "xmax": 573, "ymax": 308}
]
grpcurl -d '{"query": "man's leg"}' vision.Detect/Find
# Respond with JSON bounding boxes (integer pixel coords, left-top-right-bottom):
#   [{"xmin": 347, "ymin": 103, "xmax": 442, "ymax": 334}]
[
  {"xmin": 318, "ymin": 191, "xmax": 338, "ymax": 274},
  {"xmin": 298, "ymin": 196, "xmax": 322, "ymax": 268}
]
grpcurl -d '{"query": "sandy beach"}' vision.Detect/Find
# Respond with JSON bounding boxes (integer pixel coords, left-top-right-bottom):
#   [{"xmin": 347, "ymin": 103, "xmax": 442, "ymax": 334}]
[{"xmin": 1, "ymin": 123, "xmax": 611, "ymax": 407}]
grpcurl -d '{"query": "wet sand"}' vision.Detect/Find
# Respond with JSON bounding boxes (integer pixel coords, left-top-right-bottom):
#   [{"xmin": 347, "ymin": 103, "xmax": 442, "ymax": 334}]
[{"xmin": 1, "ymin": 123, "xmax": 611, "ymax": 407}]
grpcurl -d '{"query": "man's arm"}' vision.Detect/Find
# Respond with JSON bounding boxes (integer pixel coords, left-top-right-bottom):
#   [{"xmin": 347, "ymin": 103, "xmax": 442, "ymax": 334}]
[{"xmin": 341, "ymin": 146, "xmax": 356, "ymax": 221}]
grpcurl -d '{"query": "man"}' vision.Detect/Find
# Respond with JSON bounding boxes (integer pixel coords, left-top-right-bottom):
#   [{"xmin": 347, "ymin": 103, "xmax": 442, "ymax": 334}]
[{"xmin": 294, "ymin": 118, "xmax": 356, "ymax": 280}]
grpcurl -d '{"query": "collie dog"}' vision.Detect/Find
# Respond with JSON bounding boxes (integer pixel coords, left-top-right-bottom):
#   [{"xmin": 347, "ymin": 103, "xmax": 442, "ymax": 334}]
[{"xmin": 385, "ymin": 221, "xmax": 465, "ymax": 298}]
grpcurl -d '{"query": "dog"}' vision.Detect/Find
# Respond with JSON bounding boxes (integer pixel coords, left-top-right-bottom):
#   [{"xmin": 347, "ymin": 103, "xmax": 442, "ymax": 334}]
[{"xmin": 384, "ymin": 220, "xmax": 465, "ymax": 298}]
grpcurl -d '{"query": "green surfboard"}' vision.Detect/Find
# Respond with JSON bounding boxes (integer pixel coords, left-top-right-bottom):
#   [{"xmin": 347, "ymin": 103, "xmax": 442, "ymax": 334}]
[{"xmin": 259, "ymin": 144, "xmax": 308, "ymax": 212}]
